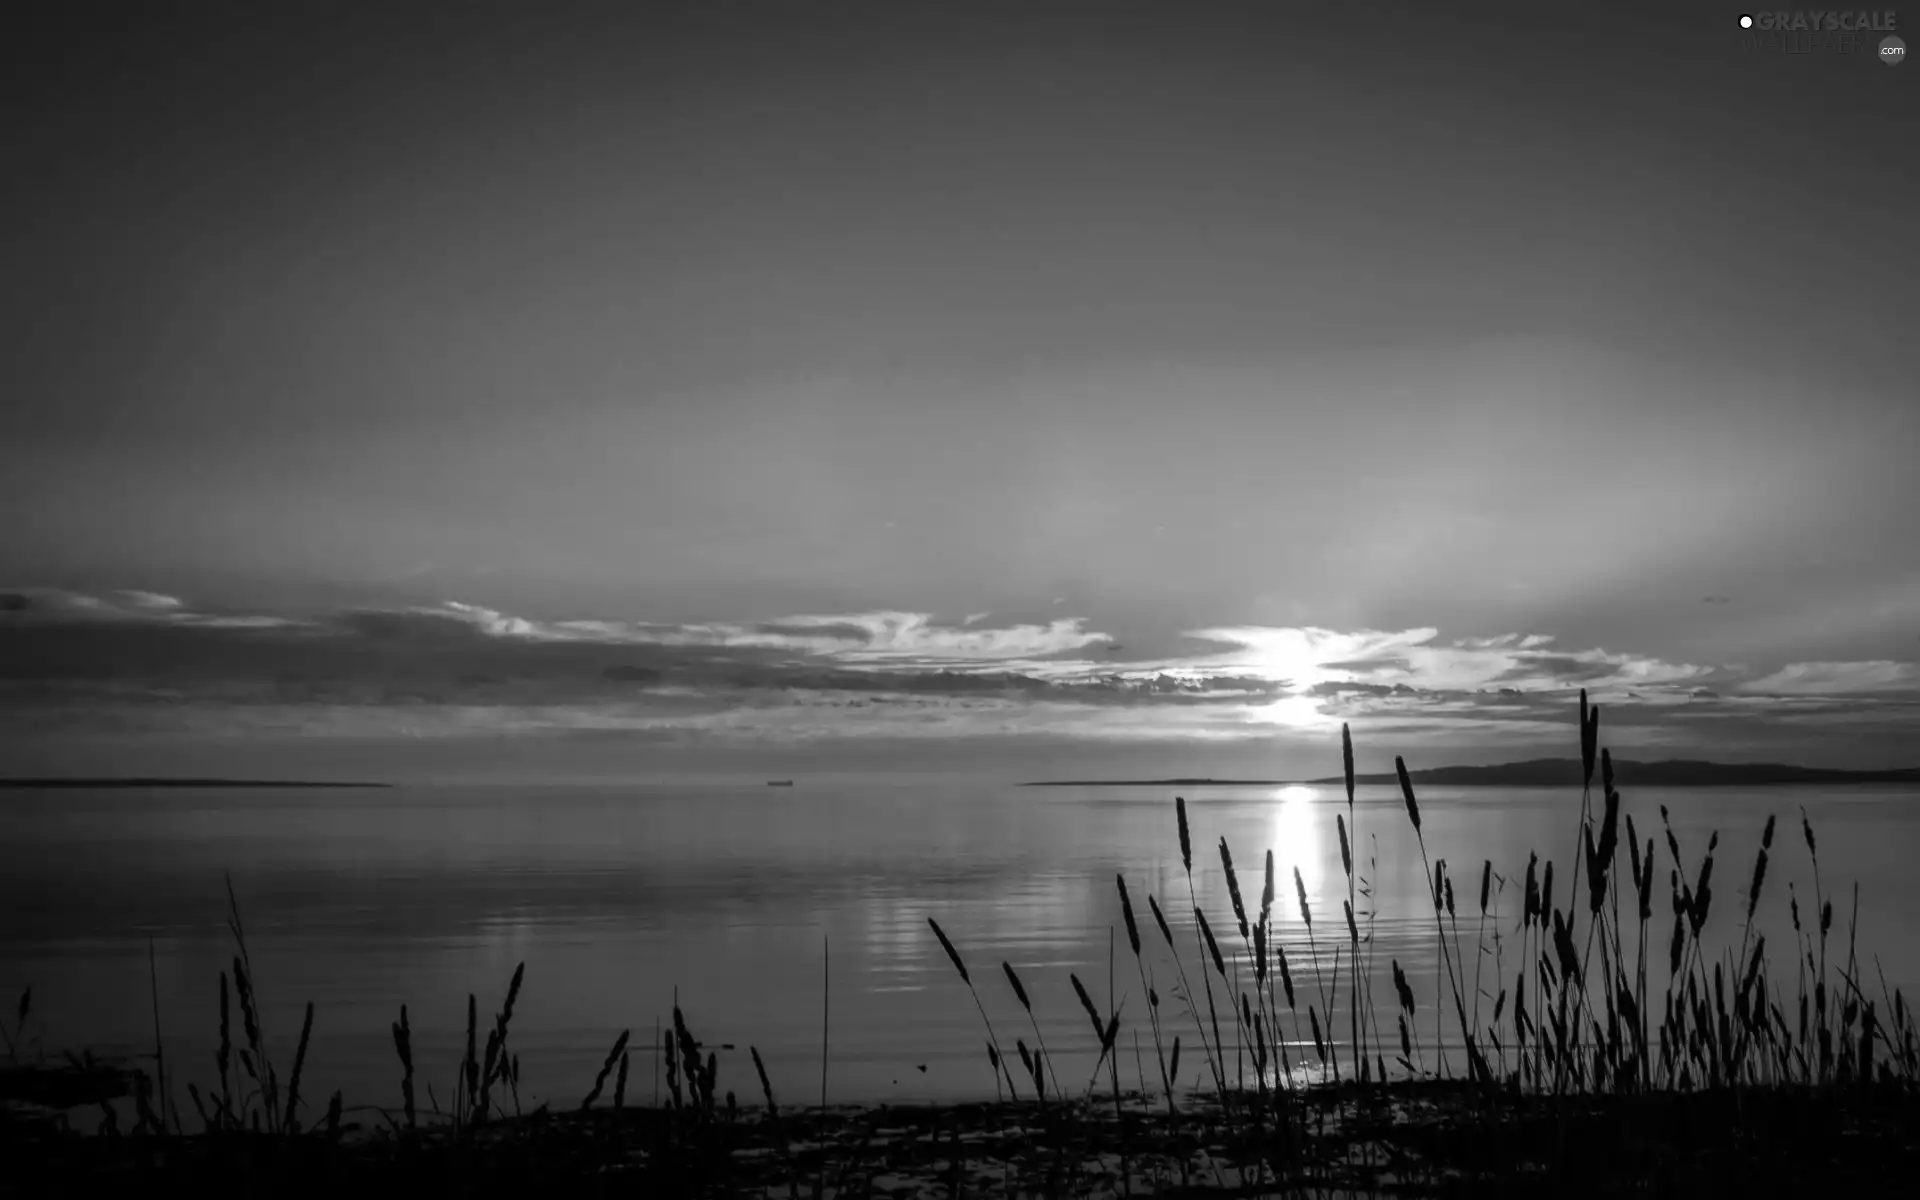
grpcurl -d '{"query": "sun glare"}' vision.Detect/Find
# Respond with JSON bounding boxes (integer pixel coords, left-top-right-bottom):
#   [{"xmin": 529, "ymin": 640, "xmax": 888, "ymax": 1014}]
[{"xmin": 1260, "ymin": 694, "xmax": 1333, "ymax": 729}]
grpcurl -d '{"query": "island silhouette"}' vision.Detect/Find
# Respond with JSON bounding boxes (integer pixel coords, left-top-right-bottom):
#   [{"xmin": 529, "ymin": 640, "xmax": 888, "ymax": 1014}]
[{"xmin": 1025, "ymin": 758, "xmax": 1920, "ymax": 787}]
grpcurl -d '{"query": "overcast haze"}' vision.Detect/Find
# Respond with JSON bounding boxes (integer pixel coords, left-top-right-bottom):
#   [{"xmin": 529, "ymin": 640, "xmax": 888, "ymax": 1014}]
[{"xmin": 4, "ymin": 2, "xmax": 1915, "ymax": 781}]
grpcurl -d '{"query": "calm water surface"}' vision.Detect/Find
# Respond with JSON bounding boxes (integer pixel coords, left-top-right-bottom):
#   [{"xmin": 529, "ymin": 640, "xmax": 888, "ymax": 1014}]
[{"xmin": 4, "ymin": 782, "xmax": 1917, "ymax": 1116}]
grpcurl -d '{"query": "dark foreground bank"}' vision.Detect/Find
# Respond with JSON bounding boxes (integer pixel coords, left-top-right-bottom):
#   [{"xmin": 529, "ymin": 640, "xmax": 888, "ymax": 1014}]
[{"xmin": 7, "ymin": 1078, "xmax": 1920, "ymax": 1198}]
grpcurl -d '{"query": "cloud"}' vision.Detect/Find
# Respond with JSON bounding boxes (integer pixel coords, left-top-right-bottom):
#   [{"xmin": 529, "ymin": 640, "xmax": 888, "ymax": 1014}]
[
  {"xmin": 0, "ymin": 587, "xmax": 295, "ymax": 629},
  {"xmin": 767, "ymin": 612, "xmax": 1112, "ymax": 662},
  {"xmin": 1736, "ymin": 661, "xmax": 1919, "ymax": 695},
  {"xmin": 601, "ymin": 665, "xmax": 662, "ymax": 683},
  {"xmin": 1318, "ymin": 656, "xmax": 1413, "ymax": 675},
  {"xmin": 0, "ymin": 589, "xmax": 1123, "ymax": 698},
  {"xmin": 3, "ymin": 586, "xmax": 1916, "ymax": 766},
  {"xmin": 412, "ymin": 602, "xmax": 1112, "ymax": 662}
]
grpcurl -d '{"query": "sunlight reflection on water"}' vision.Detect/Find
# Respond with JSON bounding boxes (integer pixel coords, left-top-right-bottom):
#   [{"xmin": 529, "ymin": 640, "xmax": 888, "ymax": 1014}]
[
  {"xmin": 1268, "ymin": 785, "xmax": 1324, "ymax": 901},
  {"xmin": 3, "ymin": 780, "xmax": 1918, "ymax": 1111}
]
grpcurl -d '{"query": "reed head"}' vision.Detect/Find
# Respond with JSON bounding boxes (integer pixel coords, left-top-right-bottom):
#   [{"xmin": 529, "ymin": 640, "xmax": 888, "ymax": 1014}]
[
  {"xmin": 1116, "ymin": 875, "xmax": 1142, "ymax": 956},
  {"xmin": 1002, "ymin": 961, "xmax": 1032, "ymax": 1013},
  {"xmin": 1394, "ymin": 757, "xmax": 1422, "ymax": 833},
  {"xmin": 927, "ymin": 918, "xmax": 970, "ymax": 985},
  {"xmin": 1341, "ymin": 722, "xmax": 1356, "ymax": 806}
]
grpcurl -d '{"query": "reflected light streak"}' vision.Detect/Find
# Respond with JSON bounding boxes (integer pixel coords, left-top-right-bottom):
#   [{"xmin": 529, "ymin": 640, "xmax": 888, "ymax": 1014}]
[{"xmin": 1268, "ymin": 786, "xmax": 1324, "ymax": 906}]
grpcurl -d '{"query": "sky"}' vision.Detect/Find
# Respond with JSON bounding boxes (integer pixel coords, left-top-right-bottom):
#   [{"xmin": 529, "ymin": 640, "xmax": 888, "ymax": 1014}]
[{"xmin": 3, "ymin": 2, "xmax": 1916, "ymax": 782}]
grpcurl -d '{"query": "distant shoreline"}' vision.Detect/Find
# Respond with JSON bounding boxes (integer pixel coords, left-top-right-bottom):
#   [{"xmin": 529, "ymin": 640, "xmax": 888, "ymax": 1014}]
[
  {"xmin": 1027, "ymin": 759, "xmax": 1920, "ymax": 788},
  {"xmin": 0, "ymin": 778, "xmax": 392, "ymax": 789}
]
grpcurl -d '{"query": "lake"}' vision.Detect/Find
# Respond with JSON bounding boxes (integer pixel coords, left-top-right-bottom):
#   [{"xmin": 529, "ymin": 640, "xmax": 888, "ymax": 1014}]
[{"xmin": 4, "ymin": 781, "xmax": 1918, "ymax": 1121}]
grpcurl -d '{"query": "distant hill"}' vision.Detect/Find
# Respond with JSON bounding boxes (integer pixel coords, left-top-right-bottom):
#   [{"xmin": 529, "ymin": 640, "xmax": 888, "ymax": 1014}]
[
  {"xmin": 1307, "ymin": 758, "xmax": 1920, "ymax": 788},
  {"xmin": 1025, "ymin": 760, "xmax": 1920, "ymax": 788},
  {"xmin": 0, "ymin": 778, "xmax": 391, "ymax": 789}
]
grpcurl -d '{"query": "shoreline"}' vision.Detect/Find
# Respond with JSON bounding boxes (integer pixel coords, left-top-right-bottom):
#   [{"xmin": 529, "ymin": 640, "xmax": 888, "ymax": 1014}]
[{"xmin": 9, "ymin": 1076, "xmax": 1920, "ymax": 1196}]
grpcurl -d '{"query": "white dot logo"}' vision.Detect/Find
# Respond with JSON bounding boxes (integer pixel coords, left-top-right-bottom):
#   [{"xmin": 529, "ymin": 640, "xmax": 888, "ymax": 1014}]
[
  {"xmin": 1883, "ymin": 35, "xmax": 1907, "ymax": 65},
  {"xmin": 1739, "ymin": 14, "xmax": 1754, "ymax": 28}
]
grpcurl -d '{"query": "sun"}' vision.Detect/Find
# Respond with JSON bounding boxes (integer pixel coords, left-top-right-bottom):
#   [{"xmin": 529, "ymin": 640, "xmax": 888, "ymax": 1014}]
[
  {"xmin": 1213, "ymin": 627, "xmax": 1347, "ymax": 690},
  {"xmin": 1259, "ymin": 694, "xmax": 1334, "ymax": 730}
]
